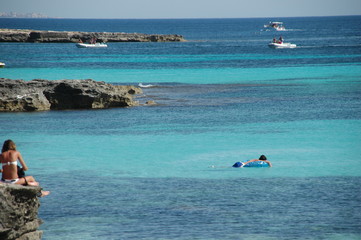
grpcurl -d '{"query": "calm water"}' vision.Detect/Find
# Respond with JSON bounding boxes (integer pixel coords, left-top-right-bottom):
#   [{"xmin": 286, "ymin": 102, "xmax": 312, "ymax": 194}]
[{"xmin": 0, "ymin": 16, "xmax": 361, "ymax": 239}]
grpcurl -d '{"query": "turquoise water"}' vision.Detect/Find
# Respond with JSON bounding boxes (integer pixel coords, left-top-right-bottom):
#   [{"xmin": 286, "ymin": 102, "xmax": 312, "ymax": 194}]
[
  {"xmin": 2, "ymin": 110, "xmax": 360, "ymax": 178},
  {"xmin": 1, "ymin": 63, "xmax": 360, "ymax": 84},
  {"xmin": 1, "ymin": 16, "xmax": 361, "ymax": 239}
]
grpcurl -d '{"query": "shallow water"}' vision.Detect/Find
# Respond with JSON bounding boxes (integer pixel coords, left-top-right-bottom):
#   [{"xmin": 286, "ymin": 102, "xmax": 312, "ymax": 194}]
[{"xmin": 0, "ymin": 16, "xmax": 361, "ymax": 239}]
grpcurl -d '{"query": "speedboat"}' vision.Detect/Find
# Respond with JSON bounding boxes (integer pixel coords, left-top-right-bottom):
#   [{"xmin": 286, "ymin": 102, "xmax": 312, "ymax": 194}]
[
  {"xmin": 268, "ymin": 42, "xmax": 297, "ymax": 49},
  {"xmin": 264, "ymin": 21, "xmax": 286, "ymax": 31},
  {"xmin": 76, "ymin": 43, "xmax": 108, "ymax": 48},
  {"xmin": 0, "ymin": 62, "xmax": 5, "ymax": 68}
]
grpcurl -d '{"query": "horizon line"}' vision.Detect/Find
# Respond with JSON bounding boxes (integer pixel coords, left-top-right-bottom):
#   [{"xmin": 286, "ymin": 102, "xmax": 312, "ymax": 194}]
[{"xmin": 1, "ymin": 14, "xmax": 360, "ymax": 20}]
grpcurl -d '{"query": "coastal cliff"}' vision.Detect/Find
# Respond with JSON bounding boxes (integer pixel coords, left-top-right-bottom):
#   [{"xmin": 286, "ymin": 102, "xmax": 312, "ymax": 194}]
[
  {"xmin": 0, "ymin": 78, "xmax": 142, "ymax": 112},
  {"xmin": 0, "ymin": 29, "xmax": 186, "ymax": 43},
  {"xmin": 0, "ymin": 184, "xmax": 43, "ymax": 240}
]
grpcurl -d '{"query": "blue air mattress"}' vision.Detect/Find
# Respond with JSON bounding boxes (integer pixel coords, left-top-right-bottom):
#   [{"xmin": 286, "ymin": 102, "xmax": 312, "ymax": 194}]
[{"xmin": 243, "ymin": 161, "xmax": 269, "ymax": 167}]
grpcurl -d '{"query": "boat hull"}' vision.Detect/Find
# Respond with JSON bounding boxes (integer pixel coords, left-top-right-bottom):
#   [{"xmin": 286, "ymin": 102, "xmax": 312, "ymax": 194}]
[
  {"xmin": 76, "ymin": 43, "xmax": 108, "ymax": 48},
  {"xmin": 268, "ymin": 42, "xmax": 296, "ymax": 49},
  {"xmin": 275, "ymin": 27, "xmax": 286, "ymax": 31},
  {"xmin": 264, "ymin": 21, "xmax": 286, "ymax": 31}
]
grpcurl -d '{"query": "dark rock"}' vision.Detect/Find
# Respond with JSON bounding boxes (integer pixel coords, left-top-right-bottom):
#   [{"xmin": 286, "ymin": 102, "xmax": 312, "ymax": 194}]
[
  {"xmin": 0, "ymin": 184, "xmax": 43, "ymax": 240},
  {"xmin": 0, "ymin": 78, "xmax": 142, "ymax": 112},
  {"xmin": 28, "ymin": 31, "xmax": 70, "ymax": 43},
  {"xmin": 145, "ymin": 100, "xmax": 157, "ymax": 105}
]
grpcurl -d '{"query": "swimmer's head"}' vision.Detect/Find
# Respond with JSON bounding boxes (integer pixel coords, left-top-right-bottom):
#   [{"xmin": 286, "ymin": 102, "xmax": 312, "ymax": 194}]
[{"xmin": 259, "ymin": 155, "xmax": 267, "ymax": 160}]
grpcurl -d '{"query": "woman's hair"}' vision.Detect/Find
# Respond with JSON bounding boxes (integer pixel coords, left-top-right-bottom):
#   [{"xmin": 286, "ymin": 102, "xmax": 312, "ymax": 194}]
[
  {"xmin": 2, "ymin": 139, "xmax": 17, "ymax": 153},
  {"xmin": 259, "ymin": 155, "xmax": 267, "ymax": 160}
]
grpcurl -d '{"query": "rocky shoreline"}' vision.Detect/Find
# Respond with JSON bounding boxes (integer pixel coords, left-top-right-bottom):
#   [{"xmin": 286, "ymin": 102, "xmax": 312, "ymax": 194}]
[
  {"xmin": 0, "ymin": 28, "xmax": 186, "ymax": 43},
  {"xmin": 0, "ymin": 78, "xmax": 143, "ymax": 112},
  {"xmin": 0, "ymin": 184, "xmax": 43, "ymax": 240}
]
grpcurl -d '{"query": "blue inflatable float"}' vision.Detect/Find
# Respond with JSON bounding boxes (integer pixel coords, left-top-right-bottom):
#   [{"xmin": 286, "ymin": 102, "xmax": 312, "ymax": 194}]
[
  {"xmin": 233, "ymin": 161, "xmax": 270, "ymax": 168},
  {"xmin": 243, "ymin": 161, "xmax": 270, "ymax": 167}
]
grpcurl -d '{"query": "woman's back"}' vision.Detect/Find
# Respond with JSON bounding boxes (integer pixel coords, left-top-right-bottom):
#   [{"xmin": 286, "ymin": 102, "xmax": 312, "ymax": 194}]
[{"xmin": 1, "ymin": 150, "xmax": 19, "ymax": 179}]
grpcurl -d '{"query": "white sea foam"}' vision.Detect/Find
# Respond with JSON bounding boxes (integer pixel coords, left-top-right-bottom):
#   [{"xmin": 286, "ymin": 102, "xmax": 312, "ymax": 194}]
[{"xmin": 138, "ymin": 83, "xmax": 154, "ymax": 88}]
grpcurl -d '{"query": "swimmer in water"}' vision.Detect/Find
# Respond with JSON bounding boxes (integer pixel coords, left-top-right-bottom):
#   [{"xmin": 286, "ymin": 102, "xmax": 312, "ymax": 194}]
[
  {"xmin": 232, "ymin": 155, "xmax": 272, "ymax": 168},
  {"xmin": 242, "ymin": 155, "xmax": 272, "ymax": 167}
]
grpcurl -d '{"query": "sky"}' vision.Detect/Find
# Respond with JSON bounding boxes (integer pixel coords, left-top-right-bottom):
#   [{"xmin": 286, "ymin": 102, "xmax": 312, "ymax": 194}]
[{"xmin": 1, "ymin": 0, "xmax": 361, "ymax": 19}]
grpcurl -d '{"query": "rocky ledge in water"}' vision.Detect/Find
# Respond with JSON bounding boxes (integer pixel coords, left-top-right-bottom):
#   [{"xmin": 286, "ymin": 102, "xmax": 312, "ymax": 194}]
[
  {"xmin": 0, "ymin": 184, "xmax": 43, "ymax": 240},
  {"xmin": 0, "ymin": 78, "xmax": 142, "ymax": 112},
  {"xmin": 0, "ymin": 28, "xmax": 186, "ymax": 43}
]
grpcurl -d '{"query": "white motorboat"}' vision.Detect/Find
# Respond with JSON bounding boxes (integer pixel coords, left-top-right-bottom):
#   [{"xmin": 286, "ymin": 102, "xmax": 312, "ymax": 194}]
[
  {"xmin": 0, "ymin": 62, "xmax": 5, "ymax": 68},
  {"xmin": 264, "ymin": 21, "xmax": 286, "ymax": 31},
  {"xmin": 268, "ymin": 42, "xmax": 297, "ymax": 49},
  {"xmin": 76, "ymin": 43, "xmax": 108, "ymax": 48}
]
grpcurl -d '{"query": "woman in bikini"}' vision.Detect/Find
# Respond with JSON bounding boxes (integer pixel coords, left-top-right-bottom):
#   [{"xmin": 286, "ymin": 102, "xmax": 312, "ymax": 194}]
[{"xmin": 0, "ymin": 139, "xmax": 50, "ymax": 196}]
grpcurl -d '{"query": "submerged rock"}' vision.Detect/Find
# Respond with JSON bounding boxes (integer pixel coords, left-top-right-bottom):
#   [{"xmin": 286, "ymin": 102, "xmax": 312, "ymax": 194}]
[
  {"xmin": 0, "ymin": 78, "xmax": 142, "ymax": 112},
  {"xmin": 0, "ymin": 184, "xmax": 43, "ymax": 240}
]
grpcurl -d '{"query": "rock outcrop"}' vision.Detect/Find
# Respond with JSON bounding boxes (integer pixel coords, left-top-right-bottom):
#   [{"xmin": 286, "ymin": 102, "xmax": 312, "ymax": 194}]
[
  {"xmin": 0, "ymin": 78, "xmax": 142, "ymax": 112},
  {"xmin": 0, "ymin": 184, "xmax": 43, "ymax": 240},
  {"xmin": 0, "ymin": 29, "xmax": 186, "ymax": 43}
]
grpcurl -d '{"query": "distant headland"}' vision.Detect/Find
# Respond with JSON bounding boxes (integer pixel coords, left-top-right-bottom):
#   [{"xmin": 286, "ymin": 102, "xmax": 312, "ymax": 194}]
[
  {"xmin": 0, "ymin": 28, "xmax": 186, "ymax": 43},
  {"xmin": 0, "ymin": 12, "xmax": 48, "ymax": 18}
]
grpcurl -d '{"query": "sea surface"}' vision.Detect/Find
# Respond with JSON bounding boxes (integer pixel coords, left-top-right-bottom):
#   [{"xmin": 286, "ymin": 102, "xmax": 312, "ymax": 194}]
[{"xmin": 1, "ymin": 16, "xmax": 361, "ymax": 239}]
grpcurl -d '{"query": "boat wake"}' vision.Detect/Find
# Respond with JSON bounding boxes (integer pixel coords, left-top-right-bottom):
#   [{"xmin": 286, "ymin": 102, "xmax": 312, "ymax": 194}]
[
  {"xmin": 283, "ymin": 29, "xmax": 303, "ymax": 32},
  {"xmin": 297, "ymin": 44, "xmax": 361, "ymax": 48},
  {"xmin": 260, "ymin": 28, "xmax": 303, "ymax": 32},
  {"xmin": 138, "ymin": 83, "xmax": 155, "ymax": 88}
]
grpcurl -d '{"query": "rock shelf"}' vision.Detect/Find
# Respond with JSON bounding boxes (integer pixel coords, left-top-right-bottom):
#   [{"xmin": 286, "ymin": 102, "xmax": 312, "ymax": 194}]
[
  {"xmin": 0, "ymin": 184, "xmax": 43, "ymax": 240},
  {"xmin": 0, "ymin": 78, "xmax": 142, "ymax": 112},
  {"xmin": 0, "ymin": 28, "xmax": 186, "ymax": 43}
]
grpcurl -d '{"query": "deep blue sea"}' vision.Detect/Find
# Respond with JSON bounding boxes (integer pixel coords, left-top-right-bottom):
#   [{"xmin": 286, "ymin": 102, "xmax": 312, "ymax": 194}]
[{"xmin": 1, "ymin": 16, "xmax": 361, "ymax": 239}]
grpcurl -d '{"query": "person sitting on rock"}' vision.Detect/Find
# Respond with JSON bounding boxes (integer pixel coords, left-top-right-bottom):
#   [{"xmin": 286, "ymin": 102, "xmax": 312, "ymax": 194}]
[{"xmin": 0, "ymin": 139, "xmax": 50, "ymax": 197}]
